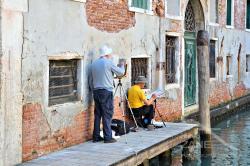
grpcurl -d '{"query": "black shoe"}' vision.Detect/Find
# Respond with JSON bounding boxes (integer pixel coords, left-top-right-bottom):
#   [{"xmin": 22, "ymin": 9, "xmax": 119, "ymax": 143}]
[
  {"xmin": 104, "ymin": 138, "xmax": 117, "ymax": 143},
  {"xmin": 92, "ymin": 136, "xmax": 104, "ymax": 143}
]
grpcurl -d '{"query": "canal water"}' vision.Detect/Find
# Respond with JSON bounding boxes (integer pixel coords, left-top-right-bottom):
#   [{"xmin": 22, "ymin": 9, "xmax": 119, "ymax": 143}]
[{"xmin": 184, "ymin": 108, "xmax": 250, "ymax": 166}]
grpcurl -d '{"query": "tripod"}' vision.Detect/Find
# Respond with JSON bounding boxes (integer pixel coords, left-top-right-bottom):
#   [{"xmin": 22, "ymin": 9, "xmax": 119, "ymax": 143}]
[
  {"xmin": 154, "ymin": 99, "xmax": 167, "ymax": 127},
  {"xmin": 114, "ymin": 79, "xmax": 139, "ymax": 134}
]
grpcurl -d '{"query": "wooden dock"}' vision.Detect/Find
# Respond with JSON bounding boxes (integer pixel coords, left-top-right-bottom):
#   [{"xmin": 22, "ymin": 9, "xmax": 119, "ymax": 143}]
[{"xmin": 21, "ymin": 122, "xmax": 198, "ymax": 166}]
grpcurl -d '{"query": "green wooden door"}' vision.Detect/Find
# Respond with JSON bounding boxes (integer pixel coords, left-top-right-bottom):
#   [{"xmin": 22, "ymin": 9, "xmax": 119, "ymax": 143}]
[{"xmin": 184, "ymin": 32, "xmax": 196, "ymax": 107}]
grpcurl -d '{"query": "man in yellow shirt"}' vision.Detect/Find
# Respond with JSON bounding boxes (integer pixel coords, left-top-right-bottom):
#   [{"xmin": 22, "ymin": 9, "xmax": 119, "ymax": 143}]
[{"xmin": 128, "ymin": 76, "xmax": 157, "ymax": 127}]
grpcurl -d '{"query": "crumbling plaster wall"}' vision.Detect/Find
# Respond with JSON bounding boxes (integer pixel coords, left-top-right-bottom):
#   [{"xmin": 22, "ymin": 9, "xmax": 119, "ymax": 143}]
[
  {"xmin": 208, "ymin": 0, "xmax": 250, "ymax": 107},
  {"xmin": 0, "ymin": 0, "xmax": 28, "ymax": 165},
  {"xmin": 22, "ymin": 0, "xmax": 164, "ymax": 160}
]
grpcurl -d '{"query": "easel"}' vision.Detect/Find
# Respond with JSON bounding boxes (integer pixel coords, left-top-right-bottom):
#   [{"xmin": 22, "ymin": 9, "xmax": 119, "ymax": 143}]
[{"xmin": 154, "ymin": 99, "xmax": 167, "ymax": 127}]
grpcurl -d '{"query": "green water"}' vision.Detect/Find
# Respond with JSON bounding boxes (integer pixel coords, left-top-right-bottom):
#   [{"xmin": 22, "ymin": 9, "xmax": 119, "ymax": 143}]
[{"xmin": 184, "ymin": 109, "xmax": 250, "ymax": 166}]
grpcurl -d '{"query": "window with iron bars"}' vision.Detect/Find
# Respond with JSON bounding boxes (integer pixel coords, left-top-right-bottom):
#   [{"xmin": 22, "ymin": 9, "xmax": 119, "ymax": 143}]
[
  {"xmin": 165, "ymin": 36, "xmax": 176, "ymax": 84},
  {"xmin": 131, "ymin": 58, "xmax": 148, "ymax": 88},
  {"xmin": 210, "ymin": 40, "xmax": 216, "ymax": 78},
  {"xmin": 49, "ymin": 60, "xmax": 78, "ymax": 106}
]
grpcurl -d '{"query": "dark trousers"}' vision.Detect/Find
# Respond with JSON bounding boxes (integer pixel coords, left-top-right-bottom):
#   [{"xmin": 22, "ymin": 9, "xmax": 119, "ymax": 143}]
[
  {"xmin": 93, "ymin": 89, "xmax": 114, "ymax": 141},
  {"xmin": 132, "ymin": 105, "xmax": 154, "ymax": 127}
]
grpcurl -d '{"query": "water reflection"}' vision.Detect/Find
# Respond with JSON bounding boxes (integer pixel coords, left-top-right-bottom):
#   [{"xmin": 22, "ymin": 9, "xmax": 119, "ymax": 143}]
[{"xmin": 184, "ymin": 110, "xmax": 250, "ymax": 166}]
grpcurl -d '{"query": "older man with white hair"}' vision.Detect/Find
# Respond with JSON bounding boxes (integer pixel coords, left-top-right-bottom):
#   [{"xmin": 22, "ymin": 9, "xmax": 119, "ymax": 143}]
[{"xmin": 89, "ymin": 45, "xmax": 125, "ymax": 143}]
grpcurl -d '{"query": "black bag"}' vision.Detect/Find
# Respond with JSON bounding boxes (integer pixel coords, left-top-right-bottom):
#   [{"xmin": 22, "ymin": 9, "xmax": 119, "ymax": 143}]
[{"xmin": 111, "ymin": 119, "xmax": 130, "ymax": 136}]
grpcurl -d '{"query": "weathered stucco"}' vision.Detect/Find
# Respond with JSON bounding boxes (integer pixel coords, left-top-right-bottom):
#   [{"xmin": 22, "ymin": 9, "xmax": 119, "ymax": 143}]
[{"xmin": 0, "ymin": 0, "xmax": 250, "ymax": 164}]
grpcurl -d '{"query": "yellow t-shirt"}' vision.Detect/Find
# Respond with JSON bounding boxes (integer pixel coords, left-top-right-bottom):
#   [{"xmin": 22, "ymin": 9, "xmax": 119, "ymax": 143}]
[{"xmin": 128, "ymin": 85, "xmax": 146, "ymax": 109}]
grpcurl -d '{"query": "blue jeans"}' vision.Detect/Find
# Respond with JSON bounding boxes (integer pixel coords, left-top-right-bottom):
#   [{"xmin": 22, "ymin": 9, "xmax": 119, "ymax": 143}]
[{"xmin": 93, "ymin": 89, "xmax": 114, "ymax": 141}]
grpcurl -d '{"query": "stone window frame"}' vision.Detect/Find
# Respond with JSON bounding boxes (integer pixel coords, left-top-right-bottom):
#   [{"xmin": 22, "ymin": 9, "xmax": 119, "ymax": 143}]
[
  {"xmin": 165, "ymin": 32, "xmax": 181, "ymax": 90},
  {"xmin": 226, "ymin": 0, "xmax": 235, "ymax": 29},
  {"xmin": 46, "ymin": 52, "xmax": 84, "ymax": 108},
  {"xmin": 128, "ymin": 0, "xmax": 154, "ymax": 15},
  {"xmin": 165, "ymin": 0, "xmax": 182, "ymax": 20}
]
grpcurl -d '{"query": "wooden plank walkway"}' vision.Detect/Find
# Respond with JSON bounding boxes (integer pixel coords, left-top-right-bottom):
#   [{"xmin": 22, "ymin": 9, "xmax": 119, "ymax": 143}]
[{"xmin": 21, "ymin": 122, "xmax": 198, "ymax": 166}]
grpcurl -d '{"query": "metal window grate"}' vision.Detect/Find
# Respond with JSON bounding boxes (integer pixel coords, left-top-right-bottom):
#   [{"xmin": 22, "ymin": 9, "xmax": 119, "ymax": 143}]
[
  {"xmin": 185, "ymin": 2, "xmax": 196, "ymax": 32},
  {"xmin": 131, "ymin": 58, "xmax": 148, "ymax": 88},
  {"xmin": 49, "ymin": 60, "xmax": 78, "ymax": 106},
  {"xmin": 210, "ymin": 40, "xmax": 216, "ymax": 78},
  {"xmin": 165, "ymin": 36, "xmax": 176, "ymax": 83}
]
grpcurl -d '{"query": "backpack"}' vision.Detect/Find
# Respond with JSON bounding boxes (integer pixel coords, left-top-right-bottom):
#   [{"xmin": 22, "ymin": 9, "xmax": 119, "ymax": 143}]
[{"xmin": 111, "ymin": 119, "xmax": 130, "ymax": 136}]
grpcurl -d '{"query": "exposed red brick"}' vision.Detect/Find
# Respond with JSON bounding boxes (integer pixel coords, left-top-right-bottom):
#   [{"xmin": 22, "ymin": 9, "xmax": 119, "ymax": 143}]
[
  {"xmin": 234, "ymin": 0, "xmax": 246, "ymax": 30},
  {"xmin": 85, "ymin": 0, "xmax": 135, "ymax": 33},
  {"xmin": 154, "ymin": 90, "xmax": 182, "ymax": 122},
  {"xmin": 153, "ymin": 0, "xmax": 165, "ymax": 17},
  {"xmin": 209, "ymin": 82, "xmax": 231, "ymax": 107},
  {"xmin": 218, "ymin": 0, "xmax": 226, "ymax": 26},
  {"xmin": 22, "ymin": 103, "xmax": 94, "ymax": 161},
  {"xmin": 233, "ymin": 82, "xmax": 247, "ymax": 99}
]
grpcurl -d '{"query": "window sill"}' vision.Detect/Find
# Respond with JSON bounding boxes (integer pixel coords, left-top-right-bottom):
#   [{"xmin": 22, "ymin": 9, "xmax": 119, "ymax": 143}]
[
  {"xmin": 209, "ymin": 22, "xmax": 220, "ymax": 27},
  {"xmin": 129, "ymin": 7, "xmax": 154, "ymax": 15},
  {"xmin": 48, "ymin": 101, "xmax": 82, "ymax": 111},
  {"xmin": 165, "ymin": 83, "xmax": 180, "ymax": 90},
  {"xmin": 70, "ymin": 0, "xmax": 86, "ymax": 3},
  {"xmin": 165, "ymin": 15, "xmax": 183, "ymax": 21},
  {"xmin": 210, "ymin": 78, "xmax": 216, "ymax": 82},
  {"xmin": 245, "ymin": 29, "xmax": 250, "ymax": 33},
  {"xmin": 226, "ymin": 25, "xmax": 234, "ymax": 29},
  {"xmin": 226, "ymin": 75, "xmax": 233, "ymax": 78}
]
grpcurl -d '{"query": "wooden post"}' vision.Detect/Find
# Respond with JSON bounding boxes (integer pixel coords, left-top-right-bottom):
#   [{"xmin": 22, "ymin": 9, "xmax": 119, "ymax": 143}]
[{"xmin": 197, "ymin": 30, "xmax": 212, "ymax": 155}]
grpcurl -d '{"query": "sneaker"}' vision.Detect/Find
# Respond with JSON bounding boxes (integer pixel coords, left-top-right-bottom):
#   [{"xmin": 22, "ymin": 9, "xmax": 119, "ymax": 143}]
[
  {"xmin": 104, "ymin": 138, "xmax": 117, "ymax": 143},
  {"xmin": 92, "ymin": 136, "xmax": 104, "ymax": 143}
]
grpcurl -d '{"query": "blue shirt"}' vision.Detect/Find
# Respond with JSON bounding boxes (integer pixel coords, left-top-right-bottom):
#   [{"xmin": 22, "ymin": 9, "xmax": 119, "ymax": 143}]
[{"xmin": 89, "ymin": 57, "xmax": 125, "ymax": 92}]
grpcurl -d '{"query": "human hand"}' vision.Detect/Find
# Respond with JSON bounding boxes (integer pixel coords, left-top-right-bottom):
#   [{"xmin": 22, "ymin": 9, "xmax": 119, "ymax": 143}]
[{"xmin": 151, "ymin": 94, "xmax": 157, "ymax": 100}]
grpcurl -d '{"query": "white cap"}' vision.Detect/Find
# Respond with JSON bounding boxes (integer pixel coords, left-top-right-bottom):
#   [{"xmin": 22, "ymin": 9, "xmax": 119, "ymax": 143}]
[{"xmin": 99, "ymin": 45, "xmax": 113, "ymax": 57}]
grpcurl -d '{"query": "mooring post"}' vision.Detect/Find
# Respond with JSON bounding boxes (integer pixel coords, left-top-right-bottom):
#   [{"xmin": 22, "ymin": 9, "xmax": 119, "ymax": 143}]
[{"xmin": 197, "ymin": 30, "xmax": 212, "ymax": 155}]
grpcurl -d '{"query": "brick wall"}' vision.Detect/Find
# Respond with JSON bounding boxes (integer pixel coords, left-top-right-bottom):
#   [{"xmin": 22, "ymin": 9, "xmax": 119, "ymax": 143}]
[
  {"xmin": 85, "ymin": 0, "xmax": 135, "ymax": 33},
  {"xmin": 155, "ymin": 90, "xmax": 182, "ymax": 122},
  {"xmin": 209, "ymin": 82, "xmax": 248, "ymax": 108},
  {"xmin": 233, "ymin": 82, "xmax": 247, "ymax": 99},
  {"xmin": 234, "ymin": 0, "xmax": 246, "ymax": 30},
  {"xmin": 218, "ymin": 0, "xmax": 226, "ymax": 26},
  {"xmin": 209, "ymin": 82, "xmax": 231, "ymax": 107},
  {"xmin": 22, "ymin": 103, "xmax": 94, "ymax": 161}
]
